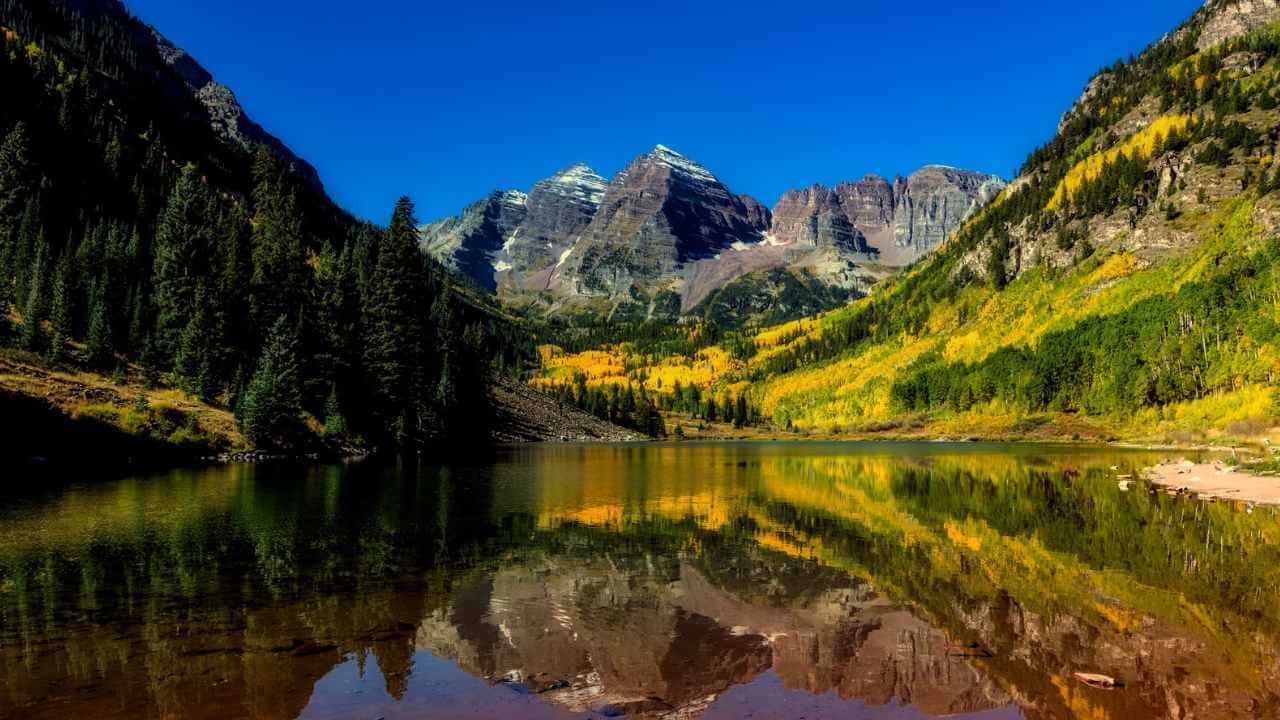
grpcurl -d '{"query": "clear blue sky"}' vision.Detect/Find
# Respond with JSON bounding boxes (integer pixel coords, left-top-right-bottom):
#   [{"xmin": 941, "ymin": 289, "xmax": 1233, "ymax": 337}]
[{"xmin": 126, "ymin": 0, "xmax": 1204, "ymax": 224}]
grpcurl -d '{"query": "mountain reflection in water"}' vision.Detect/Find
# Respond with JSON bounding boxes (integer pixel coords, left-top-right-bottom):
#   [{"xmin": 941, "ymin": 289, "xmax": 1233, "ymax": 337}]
[{"xmin": 1, "ymin": 442, "xmax": 1278, "ymax": 719}]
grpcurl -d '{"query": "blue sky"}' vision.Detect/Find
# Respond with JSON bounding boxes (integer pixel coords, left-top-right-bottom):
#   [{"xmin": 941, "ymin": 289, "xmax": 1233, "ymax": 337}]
[{"xmin": 126, "ymin": 0, "xmax": 1204, "ymax": 224}]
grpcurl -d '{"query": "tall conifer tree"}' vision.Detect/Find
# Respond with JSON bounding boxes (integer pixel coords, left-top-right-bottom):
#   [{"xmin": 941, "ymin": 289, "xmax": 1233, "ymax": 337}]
[
  {"xmin": 21, "ymin": 237, "xmax": 48, "ymax": 351},
  {"xmin": 239, "ymin": 315, "xmax": 302, "ymax": 448},
  {"xmin": 363, "ymin": 197, "xmax": 428, "ymax": 445},
  {"xmin": 249, "ymin": 148, "xmax": 305, "ymax": 333},
  {"xmin": 152, "ymin": 164, "xmax": 208, "ymax": 364}
]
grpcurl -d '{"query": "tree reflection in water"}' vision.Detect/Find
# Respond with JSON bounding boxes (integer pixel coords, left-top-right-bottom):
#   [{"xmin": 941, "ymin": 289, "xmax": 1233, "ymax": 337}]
[{"xmin": 1, "ymin": 443, "xmax": 1277, "ymax": 719}]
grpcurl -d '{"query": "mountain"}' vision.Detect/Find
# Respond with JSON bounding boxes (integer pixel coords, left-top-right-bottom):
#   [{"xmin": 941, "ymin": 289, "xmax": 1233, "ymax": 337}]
[
  {"xmin": 537, "ymin": 0, "xmax": 1280, "ymax": 445},
  {"xmin": 146, "ymin": 26, "xmax": 323, "ymax": 191},
  {"xmin": 421, "ymin": 146, "xmax": 1003, "ymax": 324},
  {"xmin": 773, "ymin": 168, "xmax": 1006, "ymax": 266},
  {"xmin": 420, "ymin": 189, "xmax": 530, "ymax": 291},
  {"xmin": 1, "ymin": 0, "xmax": 321, "ymax": 191},
  {"xmin": 553, "ymin": 145, "xmax": 772, "ymax": 301}
]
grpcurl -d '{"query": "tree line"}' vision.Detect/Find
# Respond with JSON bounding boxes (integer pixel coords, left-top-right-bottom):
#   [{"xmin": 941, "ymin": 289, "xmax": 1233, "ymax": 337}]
[
  {"xmin": 552, "ymin": 376, "xmax": 667, "ymax": 438},
  {"xmin": 545, "ymin": 375, "xmax": 765, "ymax": 437}
]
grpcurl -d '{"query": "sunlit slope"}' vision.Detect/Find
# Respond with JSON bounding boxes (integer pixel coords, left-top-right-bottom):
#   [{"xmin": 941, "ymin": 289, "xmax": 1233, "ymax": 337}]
[
  {"xmin": 537, "ymin": 15, "xmax": 1280, "ymax": 444},
  {"xmin": 750, "ymin": 197, "xmax": 1280, "ymax": 438}
]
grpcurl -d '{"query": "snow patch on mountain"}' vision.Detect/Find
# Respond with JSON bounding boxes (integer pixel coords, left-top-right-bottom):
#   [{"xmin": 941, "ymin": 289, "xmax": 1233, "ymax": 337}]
[
  {"xmin": 649, "ymin": 145, "xmax": 718, "ymax": 184},
  {"xmin": 502, "ymin": 228, "xmax": 521, "ymax": 254}
]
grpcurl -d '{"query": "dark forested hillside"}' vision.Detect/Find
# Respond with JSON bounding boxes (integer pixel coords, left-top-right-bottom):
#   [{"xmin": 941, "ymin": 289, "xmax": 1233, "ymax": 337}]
[{"xmin": 0, "ymin": 0, "xmax": 535, "ymax": 452}]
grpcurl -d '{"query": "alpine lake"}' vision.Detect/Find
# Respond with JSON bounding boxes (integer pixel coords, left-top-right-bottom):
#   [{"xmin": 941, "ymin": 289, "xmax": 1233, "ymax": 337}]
[{"xmin": 2, "ymin": 442, "xmax": 1278, "ymax": 719}]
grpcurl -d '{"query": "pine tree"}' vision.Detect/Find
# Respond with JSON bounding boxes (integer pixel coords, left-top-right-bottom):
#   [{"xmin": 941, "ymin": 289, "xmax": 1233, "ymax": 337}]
[
  {"xmin": 323, "ymin": 384, "xmax": 347, "ymax": 437},
  {"xmin": 0, "ymin": 122, "xmax": 33, "ymax": 249},
  {"xmin": 152, "ymin": 164, "xmax": 209, "ymax": 364},
  {"xmin": 435, "ymin": 355, "xmax": 458, "ymax": 423},
  {"xmin": 238, "ymin": 315, "xmax": 302, "ymax": 448},
  {"xmin": 363, "ymin": 196, "xmax": 428, "ymax": 444},
  {"xmin": 0, "ymin": 124, "xmax": 32, "ymax": 328},
  {"xmin": 249, "ymin": 148, "xmax": 305, "ymax": 332},
  {"xmin": 213, "ymin": 203, "xmax": 252, "ymax": 368},
  {"xmin": 12, "ymin": 196, "xmax": 40, "ymax": 306},
  {"xmin": 459, "ymin": 322, "xmax": 491, "ymax": 419},
  {"xmin": 47, "ymin": 249, "xmax": 74, "ymax": 361},
  {"xmin": 307, "ymin": 242, "xmax": 355, "ymax": 400},
  {"xmin": 350, "ymin": 222, "xmax": 380, "ymax": 308},
  {"xmin": 175, "ymin": 284, "xmax": 220, "ymax": 401},
  {"xmin": 20, "ymin": 237, "xmax": 47, "ymax": 351},
  {"xmin": 111, "ymin": 362, "xmax": 127, "ymax": 386},
  {"xmin": 987, "ymin": 235, "xmax": 1011, "ymax": 289},
  {"xmin": 139, "ymin": 333, "xmax": 162, "ymax": 389}
]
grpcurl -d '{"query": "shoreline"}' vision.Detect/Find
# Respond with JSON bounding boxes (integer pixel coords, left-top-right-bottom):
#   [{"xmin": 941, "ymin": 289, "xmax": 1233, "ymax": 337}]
[{"xmin": 1142, "ymin": 458, "xmax": 1280, "ymax": 506}]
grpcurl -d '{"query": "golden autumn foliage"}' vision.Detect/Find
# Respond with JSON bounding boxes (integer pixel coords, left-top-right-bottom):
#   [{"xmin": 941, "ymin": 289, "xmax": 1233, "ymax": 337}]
[
  {"xmin": 533, "ymin": 343, "xmax": 738, "ymax": 398},
  {"xmin": 1046, "ymin": 114, "xmax": 1195, "ymax": 210}
]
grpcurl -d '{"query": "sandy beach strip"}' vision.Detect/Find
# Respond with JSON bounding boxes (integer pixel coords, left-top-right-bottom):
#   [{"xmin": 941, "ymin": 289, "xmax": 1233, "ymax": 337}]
[{"xmin": 1142, "ymin": 459, "xmax": 1280, "ymax": 506}]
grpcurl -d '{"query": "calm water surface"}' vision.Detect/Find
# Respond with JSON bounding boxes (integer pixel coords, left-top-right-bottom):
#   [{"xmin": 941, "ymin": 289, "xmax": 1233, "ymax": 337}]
[{"xmin": 2, "ymin": 442, "xmax": 1278, "ymax": 719}]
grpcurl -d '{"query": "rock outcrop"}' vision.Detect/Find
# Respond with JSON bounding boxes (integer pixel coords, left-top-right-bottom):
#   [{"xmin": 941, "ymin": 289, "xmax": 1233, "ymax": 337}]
[
  {"xmin": 495, "ymin": 163, "xmax": 607, "ymax": 295},
  {"xmin": 1197, "ymin": 0, "xmax": 1280, "ymax": 50},
  {"xmin": 771, "ymin": 185, "xmax": 871, "ymax": 252},
  {"xmin": 419, "ymin": 190, "xmax": 528, "ymax": 291},
  {"xmin": 846, "ymin": 167, "xmax": 1006, "ymax": 265},
  {"xmin": 774, "ymin": 168, "xmax": 1006, "ymax": 267},
  {"xmin": 146, "ymin": 27, "xmax": 323, "ymax": 190}
]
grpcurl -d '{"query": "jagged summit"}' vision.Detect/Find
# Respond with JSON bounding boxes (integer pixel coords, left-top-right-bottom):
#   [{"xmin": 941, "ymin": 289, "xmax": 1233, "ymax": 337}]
[
  {"xmin": 539, "ymin": 163, "xmax": 608, "ymax": 204},
  {"xmin": 420, "ymin": 146, "xmax": 1002, "ymax": 322},
  {"xmin": 771, "ymin": 167, "xmax": 1007, "ymax": 266},
  {"xmin": 643, "ymin": 144, "xmax": 719, "ymax": 184},
  {"xmin": 497, "ymin": 189, "xmax": 528, "ymax": 203}
]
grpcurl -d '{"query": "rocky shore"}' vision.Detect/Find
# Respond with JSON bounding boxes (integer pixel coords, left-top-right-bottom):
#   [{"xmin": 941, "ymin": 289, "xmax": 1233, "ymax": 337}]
[
  {"xmin": 1142, "ymin": 457, "xmax": 1280, "ymax": 505},
  {"xmin": 489, "ymin": 375, "xmax": 644, "ymax": 443}
]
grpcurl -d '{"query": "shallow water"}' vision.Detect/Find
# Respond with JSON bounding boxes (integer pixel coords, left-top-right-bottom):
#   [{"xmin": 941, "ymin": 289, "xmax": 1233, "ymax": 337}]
[{"xmin": 1, "ymin": 442, "xmax": 1278, "ymax": 719}]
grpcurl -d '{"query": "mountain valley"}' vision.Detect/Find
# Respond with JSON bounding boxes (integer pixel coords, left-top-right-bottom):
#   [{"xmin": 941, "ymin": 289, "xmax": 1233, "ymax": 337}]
[
  {"xmin": 4, "ymin": 0, "xmax": 1280, "ymax": 454},
  {"xmin": 536, "ymin": 0, "xmax": 1280, "ymax": 447}
]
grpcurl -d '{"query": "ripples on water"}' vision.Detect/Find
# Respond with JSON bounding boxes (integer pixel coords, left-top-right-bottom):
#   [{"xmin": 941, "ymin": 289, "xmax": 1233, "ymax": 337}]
[{"xmin": 1, "ymin": 442, "xmax": 1278, "ymax": 719}]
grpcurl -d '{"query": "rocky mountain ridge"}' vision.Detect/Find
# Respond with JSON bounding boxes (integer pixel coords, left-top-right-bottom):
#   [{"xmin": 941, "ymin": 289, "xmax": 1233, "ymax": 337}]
[
  {"xmin": 773, "ymin": 166, "xmax": 1006, "ymax": 266},
  {"xmin": 961, "ymin": 0, "xmax": 1280, "ymax": 287},
  {"xmin": 146, "ymin": 27, "xmax": 323, "ymax": 190},
  {"xmin": 421, "ymin": 146, "xmax": 1004, "ymax": 322},
  {"xmin": 1, "ymin": 0, "xmax": 324, "ymax": 191}
]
